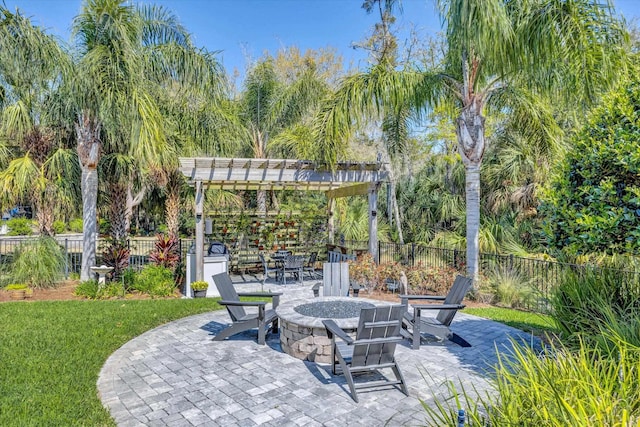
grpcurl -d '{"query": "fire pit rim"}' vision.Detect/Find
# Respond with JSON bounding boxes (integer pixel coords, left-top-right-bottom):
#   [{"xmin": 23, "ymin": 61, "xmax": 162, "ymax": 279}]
[{"xmin": 276, "ymin": 296, "xmax": 391, "ymax": 329}]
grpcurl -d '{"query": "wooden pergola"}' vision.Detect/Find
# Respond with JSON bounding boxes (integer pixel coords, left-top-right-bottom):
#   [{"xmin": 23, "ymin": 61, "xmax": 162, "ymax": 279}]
[{"xmin": 178, "ymin": 157, "xmax": 389, "ymax": 282}]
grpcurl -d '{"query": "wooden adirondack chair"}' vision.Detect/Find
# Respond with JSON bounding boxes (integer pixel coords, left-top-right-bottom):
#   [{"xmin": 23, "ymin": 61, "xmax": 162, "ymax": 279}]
[
  {"xmin": 322, "ymin": 305, "xmax": 408, "ymax": 402},
  {"xmin": 212, "ymin": 273, "xmax": 282, "ymax": 345},
  {"xmin": 399, "ymin": 275, "xmax": 473, "ymax": 348}
]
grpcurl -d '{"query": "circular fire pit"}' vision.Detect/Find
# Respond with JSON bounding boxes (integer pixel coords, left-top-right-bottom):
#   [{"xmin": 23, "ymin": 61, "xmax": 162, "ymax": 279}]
[{"xmin": 276, "ymin": 297, "xmax": 383, "ymax": 363}]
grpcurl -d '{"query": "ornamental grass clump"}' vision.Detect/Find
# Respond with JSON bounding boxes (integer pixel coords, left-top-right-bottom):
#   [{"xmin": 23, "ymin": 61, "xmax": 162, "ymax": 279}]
[
  {"xmin": 423, "ymin": 333, "xmax": 640, "ymax": 426},
  {"xmin": 9, "ymin": 236, "xmax": 64, "ymax": 288}
]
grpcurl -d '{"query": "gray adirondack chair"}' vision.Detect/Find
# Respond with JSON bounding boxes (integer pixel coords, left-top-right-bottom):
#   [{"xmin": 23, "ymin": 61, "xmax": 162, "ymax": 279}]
[
  {"xmin": 399, "ymin": 275, "xmax": 473, "ymax": 348},
  {"xmin": 322, "ymin": 305, "xmax": 408, "ymax": 402},
  {"xmin": 212, "ymin": 273, "xmax": 282, "ymax": 345},
  {"xmin": 281, "ymin": 255, "xmax": 305, "ymax": 285}
]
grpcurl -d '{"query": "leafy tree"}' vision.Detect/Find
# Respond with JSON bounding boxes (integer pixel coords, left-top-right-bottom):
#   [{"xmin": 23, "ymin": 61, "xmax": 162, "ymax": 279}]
[
  {"xmin": 320, "ymin": 0, "xmax": 627, "ymax": 285},
  {"xmin": 541, "ymin": 80, "xmax": 640, "ymax": 256}
]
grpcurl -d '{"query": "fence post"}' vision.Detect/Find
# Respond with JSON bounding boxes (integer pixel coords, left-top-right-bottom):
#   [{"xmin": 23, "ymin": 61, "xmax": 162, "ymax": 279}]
[
  {"xmin": 454, "ymin": 249, "xmax": 459, "ymax": 270},
  {"xmin": 411, "ymin": 243, "xmax": 415, "ymax": 267},
  {"xmin": 64, "ymin": 238, "xmax": 69, "ymax": 279},
  {"xmin": 378, "ymin": 240, "xmax": 381, "ymax": 264}
]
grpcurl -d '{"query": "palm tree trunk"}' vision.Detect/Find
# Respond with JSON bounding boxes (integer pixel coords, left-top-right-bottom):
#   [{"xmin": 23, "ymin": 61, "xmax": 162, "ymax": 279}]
[
  {"xmin": 34, "ymin": 183, "xmax": 56, "ymax": 236},
  {"xmin": 81, "ymin": 166, "xmax": 98, "ymax": 280},
  {"xmin": 165, "ymin": 176, "xmax": 181, "ymax": 239},
  {"xmin": 464, "ymin": 164, "xmax": 480, "ymax": 286},
  {"xmin": 109, "ymin": 183, "xmax": 128, "ymax": 241},
  {"xmin": 76, "ymin": 113, "xmax": 100, "ymax": 281}
]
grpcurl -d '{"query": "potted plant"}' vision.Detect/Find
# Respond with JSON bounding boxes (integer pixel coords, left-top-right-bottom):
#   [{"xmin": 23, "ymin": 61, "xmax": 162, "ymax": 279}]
[
  {"xmin": 5, "ymin": 283, "xmax": 31, "ymax": 300},
  {"xmin": 191, "ymin": 281, "xmax": 208, "ymax": 298}
]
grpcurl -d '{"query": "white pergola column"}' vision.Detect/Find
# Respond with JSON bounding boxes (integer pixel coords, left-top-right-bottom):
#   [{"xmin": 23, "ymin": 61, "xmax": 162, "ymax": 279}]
[
  {"xmin": 327, "ymin": 197, "xmax": 336, "ymax": 245},
  {"xmin": 195, "ymin": 180, "xmax": 204, "ymax": 282},
  {"xmin": 368, "ymin": 183, "xmax": 380, "ymax": 263}
]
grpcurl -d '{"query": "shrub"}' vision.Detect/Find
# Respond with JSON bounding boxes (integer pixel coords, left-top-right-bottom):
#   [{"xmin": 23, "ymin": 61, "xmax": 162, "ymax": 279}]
[
  {"xmin": 149, "ymin": 234, "xmax": 180, "ymax": 269},
  {"xmin": 133, "ymin": 265, "xmax": 176, "ymax": 297},
  {"xmin": 404, "ymin": 264, "xmax": 459, "ymax": 294},
  {"xmin": 52, "ymin": 220, "xmax": 66, "ymax": 235},
  {"xmin": 10, "ymin": 237, "xmax": 65, "ymax": 288},
  {"xmin": 540, "ymin": 81, "xmax": 640, "ymax": 256},
  {"xmin": 486, "ymin": 268, "xmax": 536, "ymax": 309},
  {"xmin": 69, "ymin": 218, "xmax": 83, "ymax": 233},
  {"xmin": 74, "ymin": 280, "xmax": 99, "ymax": 298},
  {"xmin": 121, "ymin": 267, "xmax": 137, "ymax": 291},
  {"xmin": 6, "ymin": 218, "xmax": 33, "ymax": 236},
  {"xmin": 74, "ymin": 280, "xmax": 124, "ymax": 300},
  {"xmin": 349, "ymin": 253, "xmax": 378, "ymax": 288},
  {"xmin": 101, "ymin": 239, "xmax": 130, "ymax": 281}
]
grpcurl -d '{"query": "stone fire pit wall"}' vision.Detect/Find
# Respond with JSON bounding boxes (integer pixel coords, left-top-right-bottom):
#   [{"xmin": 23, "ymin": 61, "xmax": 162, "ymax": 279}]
[{"xmin": 275, "ymin": 297, "xmax": 381, "ymax": 363}]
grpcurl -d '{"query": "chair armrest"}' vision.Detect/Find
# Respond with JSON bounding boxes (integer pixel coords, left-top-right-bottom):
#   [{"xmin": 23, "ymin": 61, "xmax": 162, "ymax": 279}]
[
  {"xmin": 237, "ymin": 292, "xmax": 282, "ymax": 297},
  {"xmin": 219, "ymin": 300, "xmax": 266, "ymax": 307},
  {"xmin": 322, "ymin": 320, "xmax": 353, "ymax": 345},
  {"xmin": 237, "ymin": 292, "xmax": 282, "ymax": 309},
  {"xmin": 399, "ymin": 294, "xmax": 446, "ymax": 302},
  {"xmin": 413, "ymin": 303, "xmax": 465, "ymax": 310},
  {"xmin": 352, "ymin": 336, "xmax": 403, "ymax": 346}
]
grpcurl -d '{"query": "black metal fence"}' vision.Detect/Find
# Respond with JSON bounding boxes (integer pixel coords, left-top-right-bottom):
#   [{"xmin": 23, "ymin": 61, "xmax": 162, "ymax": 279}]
[
  {"xmin": 0, "ymin": 236, "xmax": 178, "ymax": 279},
  {"xmin": 374, "ymin": 241, "xmax": 640, "ymax": 312}
]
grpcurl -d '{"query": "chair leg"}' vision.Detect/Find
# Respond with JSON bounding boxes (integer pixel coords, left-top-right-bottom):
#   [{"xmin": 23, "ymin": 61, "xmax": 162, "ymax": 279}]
[
  {"xmin": 391, "ymin": 363, "xmax": 409, "ymax": 396},
  {"xmin": 335, "ymin": 352, "xmax": 358, "ymax": 403},
  {"xmin": 258, "ymin": 320, "xmax": 266, "ymax": 345}
]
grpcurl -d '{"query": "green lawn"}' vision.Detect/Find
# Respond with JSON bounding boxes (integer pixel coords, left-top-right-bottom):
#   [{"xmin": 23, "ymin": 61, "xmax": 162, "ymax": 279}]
[
  {"xmin": 463, "ymin": 306, "xmax": 558, "ymax": 335},
  {"xmin": 0, "ymin": 299, "xmax": 222, "ymax": 426},
  {"xmin": 0, "ymin": 299, "xmax": 556, "ymax": 426}
]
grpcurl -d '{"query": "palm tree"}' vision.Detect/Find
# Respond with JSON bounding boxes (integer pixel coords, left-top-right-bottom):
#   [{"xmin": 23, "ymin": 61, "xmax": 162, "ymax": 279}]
[
  {"xmin": 70, "ymin": 0, "xmax": 220, "ymax": 280},
  {"xmin": 0, "ymin": 7, "xmax": 79, "ymax": 235},
  {"xmin": 239, "ymin": 57, "xmax": 331, "ymax": 212},
  {"xmin": 320, "ymin": 0, "xmax": 627, "ymax": 285}
]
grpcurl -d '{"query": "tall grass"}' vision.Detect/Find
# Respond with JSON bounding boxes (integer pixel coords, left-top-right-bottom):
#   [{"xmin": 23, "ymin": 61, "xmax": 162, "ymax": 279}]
[
  {"xmin": 423, "ymin": 334, "xmax": 640, "ymax": 426},
  {"xmin": 552, "ymin": 268, "xmax": 640, "ymax": 352},
  {"xmin": 8, "ymin": 236, "xmax": 65, "ymax": 288}
]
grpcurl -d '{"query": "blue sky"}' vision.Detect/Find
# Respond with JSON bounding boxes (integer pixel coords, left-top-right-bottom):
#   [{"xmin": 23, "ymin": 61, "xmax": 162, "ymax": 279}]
[{"xmin": 5, "ymin": 0, "xmax": 639, "ymax": 81}]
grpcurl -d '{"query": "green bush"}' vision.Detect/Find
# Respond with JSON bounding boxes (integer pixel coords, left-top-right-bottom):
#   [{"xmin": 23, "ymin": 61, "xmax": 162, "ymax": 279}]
[
  {"xmin": 52, "ymin": 220, "xmax": 66, "ymax": 234},
  {"xmin": 10, "ymin": 237, "xmax": 65, "ymax": 288},
  {"xmin": 74, "ymin": 280, "xmax": 99, "ymax": 298},
  {"xmin": 486, "ymin": 268, "xmax": 536, "ymax": 309},
  {"xmin": 6, "ymin": 218, "xmax": 33, "ymax": 236},
  {"xmin": 133, "ymin": 265, "xmax": 176, "ymax": 297},
  {"xmin": 68, "ymin": 218, "xmax": 83, "ymax": 233},
  {"xmin": 540, "ymin": 80, "xmax": 640, "ymax": 256},
  {"xmin": 74, "ymin": 280, "xmax": 124, "ymax": 299}
]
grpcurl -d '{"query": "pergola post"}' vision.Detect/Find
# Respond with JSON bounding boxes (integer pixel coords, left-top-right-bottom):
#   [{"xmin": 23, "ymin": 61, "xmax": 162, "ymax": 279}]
[
  {"xmin": 195, "ymin": 180, "xmax": 204, "ymax": 282},
  {"xmin": 368, "ymin": 183, "xmax": 380, "ymax": 263},
  {"xmin": 327, "ymin": 197, "xmax": 336, "ymax": 244}
]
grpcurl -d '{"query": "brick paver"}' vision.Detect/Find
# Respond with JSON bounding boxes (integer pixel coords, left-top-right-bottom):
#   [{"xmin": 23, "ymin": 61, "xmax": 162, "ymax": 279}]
[{"xmin": 98, "ymin": 277, "xmax": 537, "ymax": 426}]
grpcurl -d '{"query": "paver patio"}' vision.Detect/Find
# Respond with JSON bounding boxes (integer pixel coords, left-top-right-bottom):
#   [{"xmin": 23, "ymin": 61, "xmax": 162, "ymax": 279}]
[{"xmin": 98, "ymin": 277, "xmax": 538, "ymax": 426}]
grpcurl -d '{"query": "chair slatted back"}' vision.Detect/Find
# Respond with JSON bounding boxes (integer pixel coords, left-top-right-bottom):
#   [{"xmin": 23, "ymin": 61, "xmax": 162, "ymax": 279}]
[
  {"xmin": 322, "ymin": 262, "xmax": 350, "ymax": 296},
  {"xmin": 351, "ymin": 306, "xmax": 404, "ymax": 368},
  {"xmin": 212, "ymin": 273, "xmax": 246, "ymax": 322},
  {"xmin": 328, "ymin": 250, "xmax": 341, "ymax": 263},
  {"xmin": 284, "ymin": 255, "xmax": 305, "ymax": 269},
  {"xmin": 436, "ymin": 275, "xmax": 472, "ymax": 326}
]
